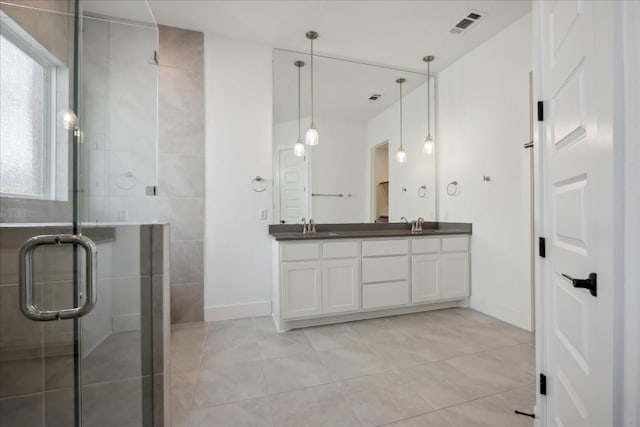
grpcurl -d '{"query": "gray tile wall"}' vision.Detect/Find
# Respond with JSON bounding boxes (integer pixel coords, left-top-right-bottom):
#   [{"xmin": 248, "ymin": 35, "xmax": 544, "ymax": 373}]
[{"xmin": 157, "ymin": 26, "xmax": 206, "ymax": 324}]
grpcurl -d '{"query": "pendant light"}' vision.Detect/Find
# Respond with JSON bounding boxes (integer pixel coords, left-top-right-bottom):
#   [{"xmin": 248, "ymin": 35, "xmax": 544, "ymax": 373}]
[
  {"xmin": 305, "ymin": 30, "xmax": 319, "ymax": 146},
  {"xmin": 422, "ymin": 55, "xmax": 435, "ymax": 155},
  {"xmin": 293, "ymin": 60, "xmax": 306, "ymax": 157},
  {"xmin": 396, "ymin": 78, "xmax": 407, "ymax": 163}
]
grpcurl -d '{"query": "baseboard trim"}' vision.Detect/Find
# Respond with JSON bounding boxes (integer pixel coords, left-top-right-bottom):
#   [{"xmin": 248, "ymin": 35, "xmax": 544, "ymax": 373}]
[
  {"xmin": 470, "ymin": 297, "xmax": 532, "ymax": 331},
  {"xmin": 204, "ymin": 300, "xmax": 271, "ymax": 322}
]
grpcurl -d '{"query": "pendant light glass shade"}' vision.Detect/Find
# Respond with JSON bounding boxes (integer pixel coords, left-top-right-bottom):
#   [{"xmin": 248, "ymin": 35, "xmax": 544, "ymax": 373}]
[
  {"xmin": 294, "ymin": 60, "xmax": 306, "ymax": 156},
  {"xmin": 396, "ymin": 77, "xmax": 406, "ymax": 164},
  {"xmin": 305, "ymin": 31, "xmax": 319, "ymax": 146},
  {"xmin": 294, "ymin": 138, "xmax": 305, "ymax": 156},
  {"xmin": 423, "ymin": 135, "xmax": 435, "ymax": 154},
  {"xmin": 423, "ymin": 55, "xmax": 435, "ymax": 156},
  {"xmin": 305, "ymin": 125, "xmax": 318, "ymax": 146},
  {"xmin": 396, "ymin": 146, "xmax": 407, "ymax": 163}
]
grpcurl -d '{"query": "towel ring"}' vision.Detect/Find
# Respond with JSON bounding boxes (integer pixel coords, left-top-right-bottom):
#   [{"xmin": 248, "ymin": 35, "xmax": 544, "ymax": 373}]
[
  {"xmin": 418, "ymin": 185, "xmax": 428, "ymax": 198},
  {"xmin": 446, "ymin": 181, "xmax": 459, "ymax": 196},
  {"xmin": 116, "ymin": 171, "xmax": 137, "ymax": 191},
  {"xmin": 251, "ymin": 176, "xmax": 267, "ymax": 192}
]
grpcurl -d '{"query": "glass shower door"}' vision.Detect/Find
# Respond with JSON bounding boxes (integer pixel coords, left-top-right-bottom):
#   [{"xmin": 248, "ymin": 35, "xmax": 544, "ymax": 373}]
[
  {"xmin": 0, "ymin": 1, "xmax": 160, "ymax": 426},
  {"xmin": 0, "ymin": 1, "xmax": 85, "ymax": 425}
]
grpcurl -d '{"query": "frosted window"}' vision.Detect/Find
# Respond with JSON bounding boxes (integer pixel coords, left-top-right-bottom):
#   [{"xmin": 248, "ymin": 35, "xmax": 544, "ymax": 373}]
[{"xmin": 0, "ymin": 33, "xmax": 50, "ymax": 198}]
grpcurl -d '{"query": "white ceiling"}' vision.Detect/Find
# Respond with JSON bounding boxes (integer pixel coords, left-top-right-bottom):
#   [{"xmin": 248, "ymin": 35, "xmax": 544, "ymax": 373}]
[
  {"xmin": 273, "ymin": 49, "xmax": 427, "ymax": 123},
  {"xmin": 147, "ymin": 0, "xmax": 531, "ymax": 73}
]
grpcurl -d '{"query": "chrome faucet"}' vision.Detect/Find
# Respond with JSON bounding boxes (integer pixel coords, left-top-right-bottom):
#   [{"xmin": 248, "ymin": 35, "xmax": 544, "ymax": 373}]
[
  {"xmin": 415, "ymin": 217, "xmax": 424, "ymax": 232},
  {"xmin": 302, "ymin": 218, "xmax": 316, "ymax": 234},
  {"xmin": 401, "ymin": 217, "xmax": 409, "ymax": 224}
]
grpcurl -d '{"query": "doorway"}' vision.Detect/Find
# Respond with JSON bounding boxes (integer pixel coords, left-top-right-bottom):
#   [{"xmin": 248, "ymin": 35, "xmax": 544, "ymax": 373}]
[{"xmin": 372, "ymin": 142, "xmax": 389, "ymax": 223}]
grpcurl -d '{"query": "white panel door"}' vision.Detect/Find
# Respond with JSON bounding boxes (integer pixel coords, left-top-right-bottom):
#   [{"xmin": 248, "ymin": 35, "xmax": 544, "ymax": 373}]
[
  {"xmin": 322, "ymin": 258, "xmax": 360, "ymax": 314},
  {"xmin": 281, "ymin": 261, "xmax": 321, "ymax": 319},
  {"xmin": 279, "ymin": 148, "xmax": 309, "ymax": 224},
  {"xmin": 411, "ymin": 254, "xmax": 441, "ymax": 303},
  {"xmin": 537, "ymin": 0, "xmax": 614, "ymax": 425},
  {"xmin": 441, "ymin": 253, "xmax": 469, "ymax": 299}
]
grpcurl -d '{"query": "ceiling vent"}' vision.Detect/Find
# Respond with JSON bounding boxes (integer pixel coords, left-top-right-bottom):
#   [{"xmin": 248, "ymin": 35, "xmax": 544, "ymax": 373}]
[
  {"xmin": 368, "ymin": 94, "xmax": 382, "ymax": 101},
  {"xmin": 450, "ymin": 10, "xmax": 486, "ymax": 35}
]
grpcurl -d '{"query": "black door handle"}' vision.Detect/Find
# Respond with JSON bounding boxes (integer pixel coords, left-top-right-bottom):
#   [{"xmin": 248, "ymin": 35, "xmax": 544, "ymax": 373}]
[{"xmin": 562, "ymin": 273, "xmax": 597, "ymax": 297}]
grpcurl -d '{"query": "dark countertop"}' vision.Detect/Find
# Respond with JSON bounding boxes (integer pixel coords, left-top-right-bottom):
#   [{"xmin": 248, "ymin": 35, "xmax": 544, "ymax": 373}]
[{"xmin": 269, "ymin": 222, "xmax": 471, "ymax": 241}]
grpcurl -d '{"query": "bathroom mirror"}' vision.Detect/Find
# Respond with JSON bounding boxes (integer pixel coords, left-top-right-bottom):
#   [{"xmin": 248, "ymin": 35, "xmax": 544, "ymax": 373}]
[{"xmin": 273, "ymin": 48, "xmax": 437, "ymax": 224}]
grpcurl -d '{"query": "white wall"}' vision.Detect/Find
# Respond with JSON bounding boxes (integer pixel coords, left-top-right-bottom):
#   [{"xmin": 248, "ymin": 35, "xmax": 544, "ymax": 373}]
[
  {"xmin": 437, "ymin": 14, "xmax": 532, "ymax": 330},
  {"xmin": 366, "ymin": 79, "xmax": 437, "ymax": 222},
  {"xmin": 274, "ymin": 116, "xmax": 368, "ymax": 223},
  {"xmin": 204, "ymin": 34, "xmax": 273, "ymax": 321}
]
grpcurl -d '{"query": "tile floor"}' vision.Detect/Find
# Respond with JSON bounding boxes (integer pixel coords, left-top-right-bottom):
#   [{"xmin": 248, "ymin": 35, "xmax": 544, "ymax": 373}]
[{"xmin": 170, "ymin": 308, "xmax": 535, "ymax": 427}]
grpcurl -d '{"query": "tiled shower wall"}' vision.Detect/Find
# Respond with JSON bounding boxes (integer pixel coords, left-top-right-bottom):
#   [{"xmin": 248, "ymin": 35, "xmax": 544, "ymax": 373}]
[{"xmin": 157, "ymin": 26, "xmax": 206, "ymax": 324}]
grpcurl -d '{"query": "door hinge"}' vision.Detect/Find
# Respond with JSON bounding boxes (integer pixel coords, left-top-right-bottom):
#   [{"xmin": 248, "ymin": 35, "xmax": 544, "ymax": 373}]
[
  {"xmin": 539, "ymin": 237, "xmax": 546, "ymax": 258},
  {"xmin": 153, "ymin": 50, "xmax": 159, "ymax": 65},
  {"xmin": 540, "ymin": 373, "xmax": 547, "ymax": 395},
  {"xmin": 537, "ymin": 101, "xmax": 544, "ymax": 122}
]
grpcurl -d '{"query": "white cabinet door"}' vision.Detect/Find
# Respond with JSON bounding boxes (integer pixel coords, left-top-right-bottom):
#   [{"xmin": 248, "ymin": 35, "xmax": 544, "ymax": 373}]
[
  {"xmin": 322, "ymin": 258, "xmax": 360, "ymax": 314},
  {"xmin": 411, "ymin": 254, "xmax": 441, "ymax": 303},
  {"xmin": 281, "ymin": 261, "xmax": 321, "ymax": 319},
  {"xmin": 441, "ymin": 253, "xmax": 469, "ymax": 299}
]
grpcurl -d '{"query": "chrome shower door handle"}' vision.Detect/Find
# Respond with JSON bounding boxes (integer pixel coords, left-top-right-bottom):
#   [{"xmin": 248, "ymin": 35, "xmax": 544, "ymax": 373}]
[{"xmin": 19, "ymin": 234, "xmax": 98, "ymax": 321}]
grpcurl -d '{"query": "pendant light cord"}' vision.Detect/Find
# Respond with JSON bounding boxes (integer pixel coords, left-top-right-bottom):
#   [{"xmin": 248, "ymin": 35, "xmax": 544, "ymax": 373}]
[
  {"xmin": 399, "ymin": 81, "xmax": 403, "ymax": 149},
  {"xmin": 298, "ymin": 64, "xmax": 301, "ymax": 139},
  {"xmin": 310, "ymin": 38, "xmax": 314, "ymax": 125},
  {"xmin": 427, "ymin": 60, "xmax": 431, "ymax": 137}
]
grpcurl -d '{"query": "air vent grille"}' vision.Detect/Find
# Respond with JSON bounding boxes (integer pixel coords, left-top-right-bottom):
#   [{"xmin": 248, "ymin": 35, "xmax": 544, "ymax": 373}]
[
  {"xmin": 449, "ymin": 9, "xmax": 486, "ymax": 35},
  {"xmin": 368, "ymin": 94, "xmax": 382, "ymax": 101}
]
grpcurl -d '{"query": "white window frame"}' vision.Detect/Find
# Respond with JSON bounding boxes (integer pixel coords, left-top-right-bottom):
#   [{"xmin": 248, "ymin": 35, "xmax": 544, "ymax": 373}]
[{"xmin": 0, "ymin": 11, "xmax": 68, "ymax": 201}]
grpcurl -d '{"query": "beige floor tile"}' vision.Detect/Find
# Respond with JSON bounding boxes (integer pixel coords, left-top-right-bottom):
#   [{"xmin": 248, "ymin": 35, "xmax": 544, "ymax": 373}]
[
  {"xmin": 171, "ymin": 347, "xmax": 203, "ymax": 373},
  {"xmin": 269, "ymin": 383, "xmax": 361, "ymax": 427},
  {"xmin": 339, "ymin": 371, "xmax": 434, "ymax": 427},
  {"xmin": 438, "ymin": 392, "xmax": 534, "ymax": 427},
  {"xmin": 366, "ymin": 339, "xmax": 435, "ymax": 369},
  {"xmin": 444, "ymin": 343, "xmax": 535, "ymax": 393},
  {"xmin": 192, "ymin": 361, "xmax": 267, "ymax": 409},
  {"xmin": 303, "ymin": 323, "xmax": 363, "ymax": 351},
  {"xmin": 257, "ymin": 330, "xmax": 315, "ymax": 359},
  {"xmin": 253, "ymin": 316, "xmax": 279, "ymax": 337},
  {"xmin": 170, "ymin": 309, "xmax": 536, "ymax": 427},
  {"xmin": 188, "ymin": 397, "xmax": 273, "ymax": 427},
  {"xmin": 344, "ymin": 318, "xmax": 406, "ymax": 343},
  {"xmin": 201, "ymin": 340, "xmax": 263, "ymax": 370},
  {"xmin": 171, "ymin": 324, "xmax": 208, "ymax": 348},
  {"xmin": 384, "ymin": 411, "xmax": 452, "ymax": 427},
  {"xmin": 317, "ymin": 343, "xmax": 390, "ymax": 381},
  {"xmin": 261, "ymin": 352, "xmax": 333, "ymax": 394},
  {"xmin": 397, "ymin": 361, "xmax": 492, "ymax": 409}
]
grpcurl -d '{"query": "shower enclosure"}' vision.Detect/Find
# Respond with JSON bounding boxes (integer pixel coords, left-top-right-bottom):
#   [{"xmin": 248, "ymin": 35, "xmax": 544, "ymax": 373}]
[{"xmin": 0, "ymin": 1, "xmax": 168, "ymax": 426}]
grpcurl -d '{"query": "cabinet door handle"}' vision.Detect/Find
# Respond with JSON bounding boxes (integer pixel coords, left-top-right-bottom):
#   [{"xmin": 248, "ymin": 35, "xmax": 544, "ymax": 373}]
[{"xmin": 561, "ymin": 273, "xmax": 597, "ymax": 297}]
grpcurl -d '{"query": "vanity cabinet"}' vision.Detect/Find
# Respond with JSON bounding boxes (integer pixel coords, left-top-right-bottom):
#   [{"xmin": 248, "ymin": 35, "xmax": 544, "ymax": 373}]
[
  {"xmin": 411, "ymin": 254, "xmax": 441, "ymax": 303},
  {"xmin": 411, "ymin": 236, "xmax": 470, "ymax": 303},
  {"xmin": 272, "ymin": 234, "xmax": 470, "ymax": 330},
  {"xmin": 281, "ymin": 261, "xmax": 322, "ymax": 319},
  {"xmin": 280, "ymin": 241, "xmax": 360, "ymax": 320},
  {"xmin": 322, "ymin": 258, "xmax": 360, "ymax": 314}
]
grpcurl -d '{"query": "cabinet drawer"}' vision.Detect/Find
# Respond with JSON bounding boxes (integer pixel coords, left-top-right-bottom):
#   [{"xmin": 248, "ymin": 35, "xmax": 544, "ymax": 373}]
[
  {"xmin": 411, "ymin": 237, "xmax": 441, "ymax": 254},
  {"xmin": 362, "ymin": 281, "xmax": 409, "ymax": 309},
  {"xmin": 323, "ymin": 241, "xmax": 358, "ymax": 259},
  {"xmin": 442, "ymin": 236, "xmax": 469, "ymax": 252},
  {"xmin": 281, "ymin": 243, "xmax": 320, "ymax": 261},
  {"xmin": 362, "ymin": 239, "xmax": 408, "ymax": 257},
  {"xmin": 362, "ymin": 256, "xmax": 409, "ymax": 283}
]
